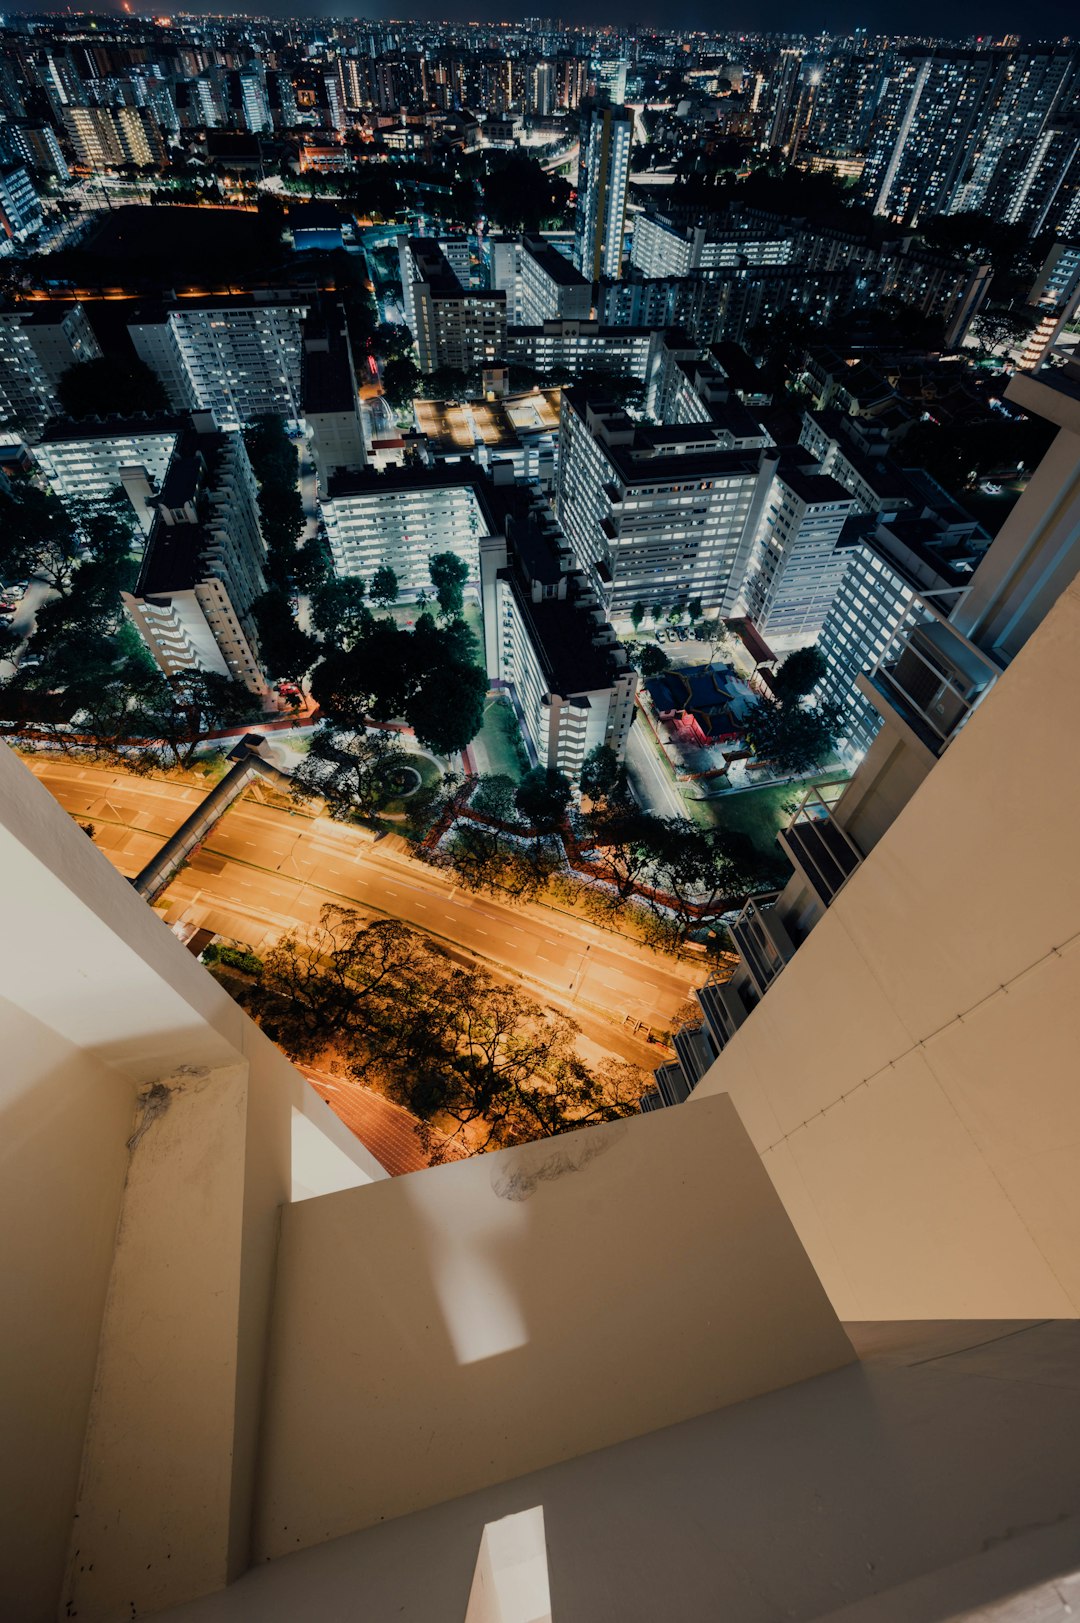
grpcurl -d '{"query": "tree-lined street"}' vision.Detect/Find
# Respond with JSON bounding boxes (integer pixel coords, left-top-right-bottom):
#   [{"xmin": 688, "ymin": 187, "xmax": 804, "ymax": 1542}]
[{"xmin": 28, "ymin": 758, "xmax": 705, "ymax": 1052}]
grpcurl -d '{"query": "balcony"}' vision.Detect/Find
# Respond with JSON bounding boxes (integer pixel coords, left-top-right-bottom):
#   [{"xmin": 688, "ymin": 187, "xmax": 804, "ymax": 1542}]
[
  {"xmin": 778, "ymin": 782, "xmax": 863, "ymax": 909},
  {"xmin": 696, "ymin": 973, "xmax": 753, "ymax": 1052},
  {"xmin": 862, "ymin": 602, "xmax": 1001, "ymax": 756},
  {"xmin": 672, "ymin": 1023, "xmax": 718, "ymax": 1088},
  {"xmin": 729, "ymin": 896, "xmax": 796, "ymax": 998}
]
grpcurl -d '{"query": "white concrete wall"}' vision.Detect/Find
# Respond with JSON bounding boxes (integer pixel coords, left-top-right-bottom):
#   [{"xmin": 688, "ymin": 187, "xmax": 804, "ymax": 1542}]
[
  {"xmin": 0, "ymin": 996, "xmax": 136, "ymax": 1623},
  {"xmin": 693, "ymin": 574, "xmax": 1080, "ymax": 1320},
  {"xmin": 253, "ymin": 1093, "xmax": 853, "ymax": 1560},
  {"xmin": 0, "ymin": 743, "xmax": 383, "ymax": 1620},
  {"xmin": 152, "ymin": 1320, "xmax": 1080, "ymax": 1623}
]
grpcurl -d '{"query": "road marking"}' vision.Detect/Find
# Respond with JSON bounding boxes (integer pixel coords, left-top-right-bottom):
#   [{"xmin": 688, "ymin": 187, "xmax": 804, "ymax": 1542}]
[{"xmin": 474, "ymin": 928, "xmax": 488, "ymax": 935}]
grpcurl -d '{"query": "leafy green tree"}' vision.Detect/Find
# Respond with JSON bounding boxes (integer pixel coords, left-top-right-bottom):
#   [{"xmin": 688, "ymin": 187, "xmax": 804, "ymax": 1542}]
[
  {"xmin": 743, "ymin": 693, "xmax": 844, "ymax": 775},
  {"xmin": 579, "ymin": 743, "xmax": 629, "ymax": 807},
  {"xmin": 514, "ymin": 766, "xmax": 572, "ymax": 831},
  {"xmin": 471, "ymin": 772, "xmax": 520, "ymax": 822},
  {"xmin": 291, "ymin": 724, "xmax": 406, "ymax": 819},
  {"xmin": 687, "ymin": 597, "xmax": 704, "ymax": 623},
  {"xmin": 369, "ymin": 565, "xmax": 398, "ymax": 608},
  {"xmin": 57, "ymin": 355, "xmax": 168, "ymax": 420},
  {"xmin": 650, "ymin": 601, "xmax": 665, "ymax": 622},
  {"xmin": 381, "ymin": 355, "xmax": 422, "ymax": 410},
  {"xmin": 311, "ymin": 611, "xmax": 486, "ymax": 756},
  {"xmin": 138, "ymin": 670, "xmax": 261, "ymax": 769},
  {"xmin": 428, "ymin": 551, "xmax": 470, "ymax": 620},
  {"xmin": 637, "ymin": 644, "xmax": 671, "ymax": 677},
  {"xmin": 251, "ymin": 590, "xmax": 320, "ymax": 683},
  {"xmin": 244, "ymin": 417, "xmax": 304, "ymax": 588},
  {"xmin": 646, "ymin": 819, "xmax": 782, "ymax": 929},
  {"xmin": 409, "ymin": 652, "xmax": 486, "ymax": 757},
  {"xmin": 310, "ymin": 576, "xmax": 372, "ymax": 648},
  {"xmin": 583, "ymin": 805, "xmax": 661, "ymax": 908},
  {"xmin": 480, "ymin": 150, "xmax": 571, "ymax": 231},
  {"xmin": 630, "ymin": 601, "xmax": 646, "ymax": 630},
  {"xmin": 772, "ymin": 645, "xmax": 827, "ymax": 702}
]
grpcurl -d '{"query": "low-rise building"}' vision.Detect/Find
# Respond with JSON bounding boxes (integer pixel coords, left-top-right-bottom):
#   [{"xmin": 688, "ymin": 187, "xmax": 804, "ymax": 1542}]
[{"xmin": 413, "ymin": 389, "xmax": 559, "ymax": 488}]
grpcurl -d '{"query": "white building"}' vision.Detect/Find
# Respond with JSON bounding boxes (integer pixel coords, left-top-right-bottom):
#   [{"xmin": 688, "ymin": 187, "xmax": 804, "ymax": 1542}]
[
  {"xmin": 630, "ymin": 208, "xmax": 794, "ymax": 280},
  {"xmin": 480, "ymin": 491, "xmax": 636, "ymax": 776},
  {"xmin": 301, "ymin": 306, "xmax": 366, "ymax": 489},
  {"xmin": 0, "ymin": 302, "xmax": 101, "ymax": 439},
  {"xmin": 815, "ymin": 512, "xmax": 983, "ymax": 759},
  {"xmin": 321, "ymin": 464, "xmax": 492, "ymax": 596},
  {"xmin": 504, "ymin": 318, "xmax": 660, "ymax": 387},
  {"xmin": 744, "ymin": 463, "xmax": 859, "ymax": 642},
  {"xmin": 555, "ymin": 386, "xmax": 776, "ymax": 617},
  {"xmin": 33, "ymin": 415, "xmax": 185, "ymax": 533},
  {"xmin": 129, "ymin": 293, "xmax": 309, "ymax": 431},
  {"xmin": 398, "ymin": 238, "xmax": 506, "ymax": 376},
  {"xmin": 517, "ymin": 231, "xmax": 592, "ymax": 325},
  {"xmin": 122, "ymin": 425, "xmax": 270, "ymax": 695}
]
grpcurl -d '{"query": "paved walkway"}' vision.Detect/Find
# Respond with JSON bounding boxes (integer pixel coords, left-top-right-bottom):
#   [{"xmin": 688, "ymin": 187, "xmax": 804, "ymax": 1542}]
[{"xmin": 299, "ymin": 1064, "xmax": 464, "ymax": 1175}]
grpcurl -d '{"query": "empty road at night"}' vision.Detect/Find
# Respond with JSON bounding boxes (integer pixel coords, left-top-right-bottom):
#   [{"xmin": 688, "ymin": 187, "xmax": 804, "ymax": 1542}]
[{"xmin": 27, "ymin": 758, "xmax": 704, "ymax": 1053}]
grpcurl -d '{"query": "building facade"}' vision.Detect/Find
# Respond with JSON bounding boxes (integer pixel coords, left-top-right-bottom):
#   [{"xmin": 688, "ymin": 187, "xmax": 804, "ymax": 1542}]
[
  {"xmin": 574, "ymin": 105, "xmax": 632, "ymax": 282},
  {"xmin": 122, "ymin": 425, "xmax": 270, "ymax": 695}
]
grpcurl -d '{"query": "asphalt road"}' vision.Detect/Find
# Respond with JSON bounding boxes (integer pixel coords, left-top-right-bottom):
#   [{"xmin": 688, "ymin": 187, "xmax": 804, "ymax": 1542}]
[
  {"xmin": 29, "ymin": 759, "xmax": 703, "ymax": 1057},
  {"xmin": 625, "ymin": 715, "xmax": 688, "ymax": 820}
]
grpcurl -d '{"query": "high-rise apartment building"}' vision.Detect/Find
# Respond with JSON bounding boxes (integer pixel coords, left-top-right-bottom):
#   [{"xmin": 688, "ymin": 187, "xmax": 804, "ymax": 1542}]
[
  {"xmin": 517, "ymin": 231, "xmax": 592, "ymax": 324},
  {"xmin": 398, "ymin": 238, "xmax": 506, "ymax": 375},
  {"xmin": 862, "ymin": 46, "xmax": 1080, "ymax": 225},
  {"xmin": 129, "ymin": 293, "xmax": 309, "ymax": 430},
  {"xmin": 122, "ymin": 422, "xmax": 270, "ymax": 695},
  {"xmin": 815, "ymin": 504, "xmax": 986, "ymax": 760},
  {"xmin": 652, "ymin": 361, "xmax": 1080, "ymax": 1336},
  {"xmin": 480, "ymin": 486, "xmax": 636, "ymax": 775},
  {"xmin": 320, "ymin": 462, "xmax": 491, "ymax": 591},
  {"xmin": 301, "ymin": 305, "xmax": 366, "ymax": 488},
  {"xmin": 574, "ymin": 105, "xmax": 632, "ymax": 283},
  {"xmin": 62, "ymin": 103, "xmax": 161, "ymax": 169},
  {"xmin": 555, "ymin": 387, "xmax": 777, "ymax": 617},
  {"xmin": 0, "ymin": 160, "xmax": 41, "ymax": 246},
  {"xmin": 744, "ymin": 463, "xmax": 859, "ymax": 641},
  {"xmin": 32, "ymin": 414, "xmax": 185, "ymax": 533},
  {"xmin": 0, "ymin": 301, "xmax": 101, "ymax": 438}
]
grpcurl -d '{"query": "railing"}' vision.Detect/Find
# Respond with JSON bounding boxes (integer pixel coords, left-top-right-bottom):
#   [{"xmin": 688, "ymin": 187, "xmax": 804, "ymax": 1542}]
[
  {"xmin": 729, "ymin": 895, "xmax": 795, "ymax": 998},
  {"xmin": 865, "ymin": 594, "xmax": 1001, "ymax": 754},
  {"xmin": 779, "ymin": 782, "xmax": 863, "ymax": 908}
]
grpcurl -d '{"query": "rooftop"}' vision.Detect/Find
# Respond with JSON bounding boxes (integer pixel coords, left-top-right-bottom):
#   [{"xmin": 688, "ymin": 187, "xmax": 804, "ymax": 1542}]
[
  {"xmin": 414, "ymin": 389, "xmax": 560, "ymax": 452},
  {"xmin": 521, "ymin": 232, "xmax": 590, "ymax": 290}
]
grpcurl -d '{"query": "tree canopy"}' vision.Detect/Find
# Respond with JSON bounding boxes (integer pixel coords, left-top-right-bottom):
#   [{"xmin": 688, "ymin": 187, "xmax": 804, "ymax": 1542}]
[
  {"xmin": 242, "ymin": 903, "xmax": 646, "ymax": 1155},
  {"xmin": 428, "ymin": 551, "xmax": 469, "ymax": 620},
  {"xmin": 310, "ymin": 609, "xmax": 487, "ymax": 758},
  {"xmin": 57, "ymin": 355, "xmax": 169, "ymax": 420}
]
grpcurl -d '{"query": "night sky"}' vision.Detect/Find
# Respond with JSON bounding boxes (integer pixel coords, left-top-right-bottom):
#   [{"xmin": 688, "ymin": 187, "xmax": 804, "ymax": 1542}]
[{"xmin": 214, "ymin": 0, "xmax": 1076, "ymax": 41}]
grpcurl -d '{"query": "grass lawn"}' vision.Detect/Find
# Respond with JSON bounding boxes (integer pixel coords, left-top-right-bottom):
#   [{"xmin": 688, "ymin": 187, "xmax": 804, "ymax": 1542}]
[
  {"xmin": 377, "ymin": 749, "xmax": 443, "ymax": 816},
  {"xmin": 473, "ymin": 694, "xmax": 529, "ymax": 782},
  {"xmin": 688, "ymin": 771, "xmax": 849, "ymax": 854}
]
